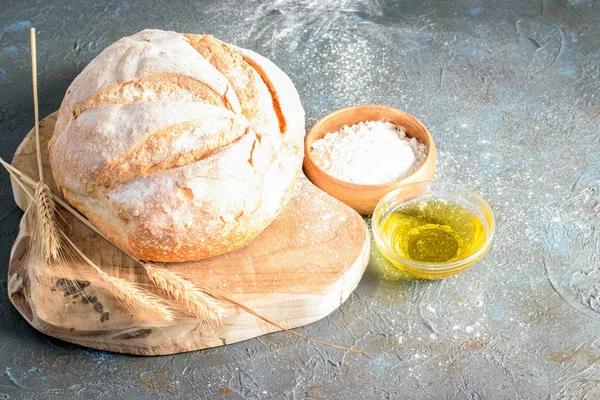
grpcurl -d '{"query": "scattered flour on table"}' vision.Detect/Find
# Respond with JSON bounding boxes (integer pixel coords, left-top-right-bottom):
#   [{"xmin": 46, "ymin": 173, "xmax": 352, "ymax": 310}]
[{"xmin": 310, "ymin": 120, "xmax": 427, "ymax": 185}]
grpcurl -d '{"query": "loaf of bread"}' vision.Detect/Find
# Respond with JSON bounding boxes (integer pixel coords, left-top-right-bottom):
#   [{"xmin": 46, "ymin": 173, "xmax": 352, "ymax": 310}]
[{"xmin": 49, "ymin": 29, "xmax": 305, "ymax": 262}]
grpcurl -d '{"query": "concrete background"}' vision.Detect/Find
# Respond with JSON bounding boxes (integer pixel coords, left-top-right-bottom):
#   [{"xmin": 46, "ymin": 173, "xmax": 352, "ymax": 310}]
[{"xmin": 1, "ymin": 0, "xmax": 599, "ymax": 398}]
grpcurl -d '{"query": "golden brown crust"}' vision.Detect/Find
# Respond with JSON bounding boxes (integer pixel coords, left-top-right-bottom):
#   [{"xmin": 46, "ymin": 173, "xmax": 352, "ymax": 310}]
[
  {"xmin": 241, "ymin": 55, "xmax": 287, "ymax": 135},
  {"xmin": 185, "ymin": 35, "xmax": 259, "ymax": 119},
  {"xmin": 184, "ymin": 34, "xmax": 281, "ymax": 136},
  {"xmin": 50, "ymin": 29, "xmax": 305, "ymax": 262}
]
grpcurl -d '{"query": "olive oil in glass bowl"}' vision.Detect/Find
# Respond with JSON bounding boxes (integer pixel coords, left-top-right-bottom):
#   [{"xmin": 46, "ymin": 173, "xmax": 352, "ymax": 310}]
[{"xmin": 371, "ymin": 182, "xmax": 495, "ymax": 279}]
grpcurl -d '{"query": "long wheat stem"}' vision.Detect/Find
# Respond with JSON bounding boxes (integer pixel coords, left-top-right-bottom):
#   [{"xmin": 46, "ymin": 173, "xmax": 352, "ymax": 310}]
[
  {"xmin": 196, "ymin": 283, "xmax": 366, "ymax": 354},
  {"xmin": 30, "ymin": 28, "xmax": 43, "ymax": 181},
  {"xmin": 28, "ymin": 28, "xmax": 60, "ymax": 262}
]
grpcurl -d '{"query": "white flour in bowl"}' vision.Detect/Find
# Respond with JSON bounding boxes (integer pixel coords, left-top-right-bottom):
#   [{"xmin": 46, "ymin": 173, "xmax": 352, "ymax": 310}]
[{"xmin": 310, "ymin": 120, "xmax": 427, "ymax": 185}]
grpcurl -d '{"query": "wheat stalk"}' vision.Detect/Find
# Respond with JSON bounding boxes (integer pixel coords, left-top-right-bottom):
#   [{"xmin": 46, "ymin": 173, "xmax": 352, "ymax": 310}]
[
  {"xmin": 143, "ymin": 263, "xmax": 232, "ymax": 323},
  {"xmin": 28, "ymin": 28, "xmax": 61, "ymax": 263},
  {"xmin": 8, "ymin": 166, "xmax": 80, "ymax": 288}
]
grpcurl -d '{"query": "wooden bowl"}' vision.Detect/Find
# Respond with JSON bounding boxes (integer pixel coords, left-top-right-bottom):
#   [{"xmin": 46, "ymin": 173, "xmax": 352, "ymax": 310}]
[{"xmin": 303, "ymin": 104, "xmax": 437, "ymax": 215}]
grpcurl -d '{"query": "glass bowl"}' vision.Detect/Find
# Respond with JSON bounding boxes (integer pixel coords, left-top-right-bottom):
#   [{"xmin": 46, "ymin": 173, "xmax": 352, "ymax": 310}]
[{"xmin": 371, "ymin": 181, "xmax": 495, "ymax": 279}]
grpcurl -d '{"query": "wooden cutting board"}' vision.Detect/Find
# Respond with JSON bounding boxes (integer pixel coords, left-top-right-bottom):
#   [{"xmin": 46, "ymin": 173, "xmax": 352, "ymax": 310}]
[{"xmin": 7, "ymin": 112, "xmax": 370, "ymax": 355}]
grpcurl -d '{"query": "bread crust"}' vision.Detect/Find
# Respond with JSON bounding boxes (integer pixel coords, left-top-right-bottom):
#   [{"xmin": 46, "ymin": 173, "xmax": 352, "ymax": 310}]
[{"xmin": 49, "ymin": 29, "xmax": 305, "ymax": 262}]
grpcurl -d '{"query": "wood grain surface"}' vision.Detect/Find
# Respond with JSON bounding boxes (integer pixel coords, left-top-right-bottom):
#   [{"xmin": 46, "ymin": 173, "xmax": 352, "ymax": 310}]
[{"xmin": 7, "ymin": 112, "xmax": 370, "ymax": 355}]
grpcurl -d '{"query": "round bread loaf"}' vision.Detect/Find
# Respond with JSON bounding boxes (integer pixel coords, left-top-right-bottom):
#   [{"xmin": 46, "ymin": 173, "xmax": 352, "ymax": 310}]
[{"xmin": 49, "ymin": 29, "xmax": 305, "ymax": 262}]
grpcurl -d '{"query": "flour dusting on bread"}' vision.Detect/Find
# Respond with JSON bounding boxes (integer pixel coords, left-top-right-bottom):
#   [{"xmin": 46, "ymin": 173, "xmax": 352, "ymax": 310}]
[{"xmin": 49, "ymin": 29, "xmax": 305, "ymax": 262}]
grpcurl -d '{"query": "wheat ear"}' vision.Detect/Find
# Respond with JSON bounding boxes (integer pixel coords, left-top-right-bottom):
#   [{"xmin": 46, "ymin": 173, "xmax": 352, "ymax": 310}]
[
  {"xmin": 6, "ymin": 158, "xmax": 60, "ymax": 265},
  {"xmin": 32, "ymin": 181, "xmax": 60, "ymax": 260},
  {"xmin": 143, "ymin": 263, "xmax": 232, "ymax": 323},
  {"xmin": 101, "ymin": 272, "xmax": 175, "ymax": 322},
  {"xmin": 58, "ymin": 230, "xmax": 175, "ymax": 321}
]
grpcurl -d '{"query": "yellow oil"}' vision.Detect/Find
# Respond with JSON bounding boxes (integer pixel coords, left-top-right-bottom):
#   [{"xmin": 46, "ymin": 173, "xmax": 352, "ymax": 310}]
[{"xmin": 381, "ymin": 199, "xmax": 486, "ymax": 263}]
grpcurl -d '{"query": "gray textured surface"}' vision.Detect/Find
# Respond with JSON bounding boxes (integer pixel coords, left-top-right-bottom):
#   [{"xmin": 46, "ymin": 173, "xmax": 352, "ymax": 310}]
[{"xmin": 1, "ymin": 0, "xmax": 599, "ymax": 398}]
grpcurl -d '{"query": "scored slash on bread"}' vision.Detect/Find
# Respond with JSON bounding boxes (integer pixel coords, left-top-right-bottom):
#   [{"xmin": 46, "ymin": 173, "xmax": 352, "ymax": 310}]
[{"xmin": 49, "ymin": 29, "xmax": 305, "ymax": 262}]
